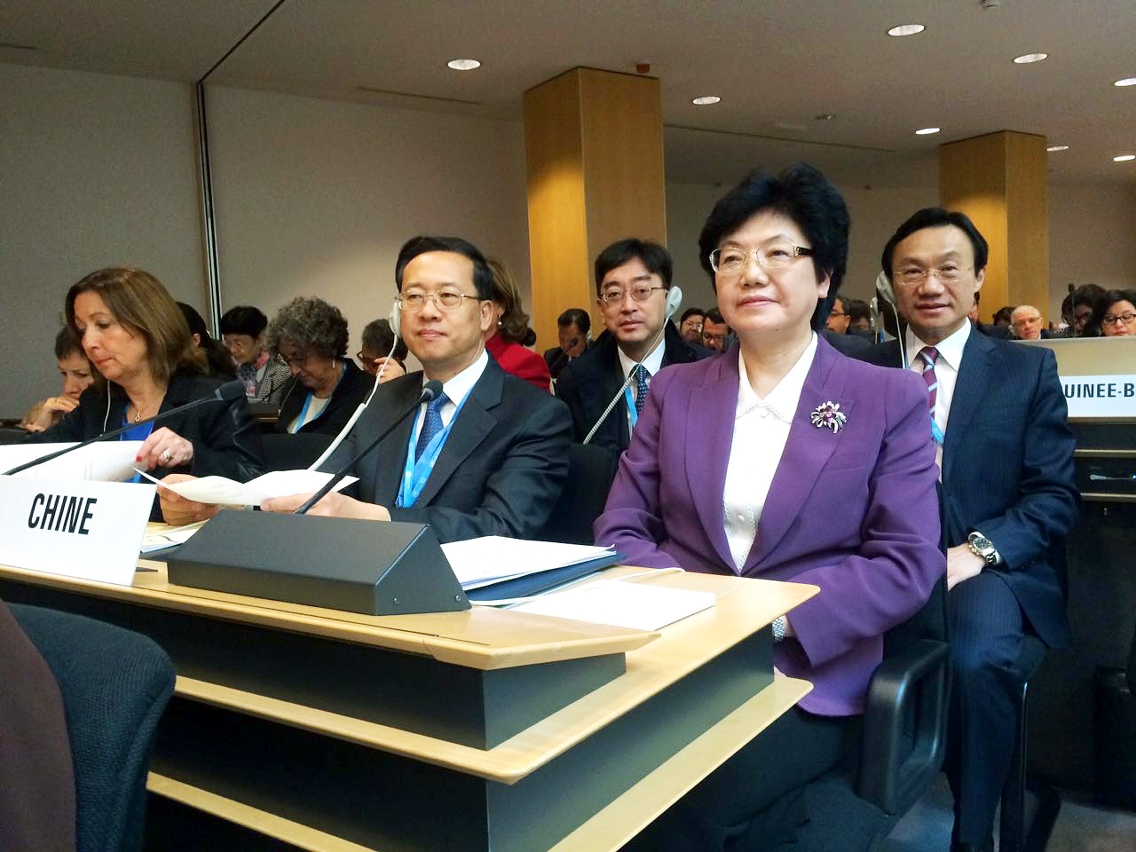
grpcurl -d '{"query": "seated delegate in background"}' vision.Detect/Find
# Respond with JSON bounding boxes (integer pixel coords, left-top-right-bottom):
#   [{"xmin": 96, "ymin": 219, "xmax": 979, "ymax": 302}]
[
  {"xmin": 1097, "ymin": 289, "xmax": 1136, "ymax": 337},
  {"xmin": 178, "ymin": 302, "xmax": 236, "ymax": 379},
  {"xmin": 269, "ymin": 296, "xmax": 371, "ymax": 436},
  {"xmin": 261, "ymin": 235, "xmax": 570, "ymax": 543},
  {"xmin": 220, "ymin": 305, "xmax": 291, "ymax": 406},
  {"xmin": 543, "ymin": 308, "xmax": 591, "ymax": 380},
  {"xmin": 598, "ymin": 164, "xmax": 943, "ymax": 851},
  {"xmin": 677, "ymin": 307, "xmax": 705, "ymax": 344},
  {"xmin": 29, "ymin": 268, "xmax": 263, "ymax": 518},
  {"xmin": 700, "ymin": 308, "xmax": 729, "ymax": 352},
  {"xmin": 19, "ymin": 327, "xmax": 94, "ymax": 432},
  {"xmin": 484, "ymin": 257, "xmax": 551, "ymax": 392},
  {"xmin": 358, "ymin": 317, "xmax": 408, "ymax": 382},
  {"xmin": 1071, "ymin": 283, "xmax": 1106, "ymax": 337}
]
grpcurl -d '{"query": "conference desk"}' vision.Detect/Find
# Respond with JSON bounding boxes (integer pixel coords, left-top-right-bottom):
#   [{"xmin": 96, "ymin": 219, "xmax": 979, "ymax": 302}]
[{"xmin": 0, "ymin": 554, "xmax": 815, "ymax": 851}]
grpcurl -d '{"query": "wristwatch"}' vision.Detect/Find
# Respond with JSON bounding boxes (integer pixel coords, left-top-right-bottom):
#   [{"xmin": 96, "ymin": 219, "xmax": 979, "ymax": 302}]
[{"xmin": 967, "ymin": 532, "xmax": 998, "ymax": 565}]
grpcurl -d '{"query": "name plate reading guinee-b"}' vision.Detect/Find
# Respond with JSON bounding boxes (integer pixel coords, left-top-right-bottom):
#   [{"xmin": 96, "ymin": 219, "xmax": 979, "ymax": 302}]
[{"xmin": 0, "ymin": 476, "xmax": 154, "ymax": 585}]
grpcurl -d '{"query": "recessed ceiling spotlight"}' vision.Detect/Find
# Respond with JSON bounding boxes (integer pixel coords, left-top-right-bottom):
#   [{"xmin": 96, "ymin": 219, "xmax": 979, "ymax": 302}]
[
  {"xmin": 447, "ymin": 59, "xmax": 481, "ymax": 71},
  {"xmin": 1114, "ymin": 154, "xmax": 1136, "ymax": 162},
  {"xmin": 692, "ymin": 96, "xmax": 721, "ymax": 105},
  {"xmin": 915, "ymin": 127, "xmax": 941, "ymax": 135},
  {"xmin": 1115, "ymin": 77, "xmax": 1136, "ymax": 87},
  {"xmin": 887, "ymin": 24, "xmax": 925, "ymax": 37},
  {"xmin": 1013, "ymin": 53, "xmax": 1048, "ymax": 64},
  {"xmin": 1046, "ymin": 145, "xmax": 1069, "ymax": 152}
]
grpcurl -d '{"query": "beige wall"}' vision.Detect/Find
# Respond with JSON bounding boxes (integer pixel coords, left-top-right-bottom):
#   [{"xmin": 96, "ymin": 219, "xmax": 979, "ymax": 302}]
[{"xmin": 0, "ymin": 63, "xmax": 203, "ymax": 413}]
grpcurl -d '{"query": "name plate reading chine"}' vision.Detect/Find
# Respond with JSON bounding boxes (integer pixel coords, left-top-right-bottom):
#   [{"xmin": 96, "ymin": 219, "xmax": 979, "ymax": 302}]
[{"xmin": 0, "ymin": 477, "xmax": 154, "ymax": 585}]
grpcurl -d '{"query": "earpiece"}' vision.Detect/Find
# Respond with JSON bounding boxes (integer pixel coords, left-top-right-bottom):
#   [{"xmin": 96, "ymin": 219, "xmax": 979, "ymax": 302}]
[
  {"xmin": 389, "ymin": 300, "xmax": 401, "ymax": 339},
  {"xmin": 665, "ymin": 285, "xmax": 683, "ymax": 320}
]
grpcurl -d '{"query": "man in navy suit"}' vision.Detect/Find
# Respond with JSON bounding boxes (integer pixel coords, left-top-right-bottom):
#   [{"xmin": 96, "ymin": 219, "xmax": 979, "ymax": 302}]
[
  {"xmin": 868, "ymin": 209, "xmax": 1078, "ymax": 852},
  {"xmin": 263, "ymin": 236, "xmax": 571, "ymax": 542},
  {"xmin": 556, "ymin": 239, "xmax": 704, "ymax": 458}
]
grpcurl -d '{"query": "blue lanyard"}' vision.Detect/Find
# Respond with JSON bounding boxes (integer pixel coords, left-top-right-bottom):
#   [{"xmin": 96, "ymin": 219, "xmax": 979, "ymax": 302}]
[
  {"xmin": 624, "ymin": 385, "xmax": 639, "ymax": 429},
  {"xmin": 395, "ymin": 388, "xmax": 472, "ymax": 508},
  {"xmin": 931, "ymin": 417, "xmax": 944, "ymax": 446}
]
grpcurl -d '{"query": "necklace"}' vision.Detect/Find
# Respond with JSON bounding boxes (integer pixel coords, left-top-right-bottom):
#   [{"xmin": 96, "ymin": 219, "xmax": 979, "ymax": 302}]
[{"xmin": 131, "ymin": 398, "xmax": 160, "ymax": 423}]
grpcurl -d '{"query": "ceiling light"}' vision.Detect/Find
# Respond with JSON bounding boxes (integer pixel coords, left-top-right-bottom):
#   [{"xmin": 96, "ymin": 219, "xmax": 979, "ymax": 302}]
[
  {"xmin": 915, "ymin": 127, "xmax": 941, "ymax": 135},
  {"xmin": 447, "ymin": 59, "xmax": 481, "ymax": 71},
  {"xmin": 692, "ymin": 96, "xmax": 721, "ymax": 105},
  {"xmin": 1046, "ymin": 145, "xmax": 1069, "ymax": 152},
  {"xmin": 1114, "ymin": 154, "xmax": 1136, "ymax": 162},
  {"xmin": 887, "ymin": 24, "xmax": 925, "ymax": 37},
  {"xmin": 1013, "ymin": 53, "xmax": 1048, "ymax": 64},
  {"xmin": 1115, "ymin": 77, "xmax": 1136, "ymax": 87}
]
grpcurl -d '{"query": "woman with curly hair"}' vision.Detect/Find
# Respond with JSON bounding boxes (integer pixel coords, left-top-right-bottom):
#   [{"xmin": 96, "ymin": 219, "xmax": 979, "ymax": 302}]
[
  {"xmin": 268, "ymin": 296, "xmax": 371, "ymax": 435},
  {"xmin": 484, "ymin": 257, "xmax": 551, "ymax": 392}
]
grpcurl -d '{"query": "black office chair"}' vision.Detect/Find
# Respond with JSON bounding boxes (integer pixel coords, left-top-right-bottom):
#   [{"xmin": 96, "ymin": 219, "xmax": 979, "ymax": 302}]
[
  {"xmin": 533, "ymin": 442, "xmax": 619, "ymax": 545},
  {"xmin": 260, "ymin": 432, "xmax": 334, "ymax": 472},
  {"xmin": 0, "ymin": 425, "xmax": 29, "ymax": 444},
  {"xmin": 793, "ymin": 576, "xmax": 951, "ymax": 851},
  {"xmin": 10, "ymin": 604, "xmax": 175, "ymax": 852}
]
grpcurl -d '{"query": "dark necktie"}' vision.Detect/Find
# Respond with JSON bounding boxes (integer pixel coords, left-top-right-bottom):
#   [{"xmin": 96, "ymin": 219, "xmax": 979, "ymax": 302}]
[
  {"xmin": 633, "ymin": 365, "xmax": 650, "ymax": 414},
  {"xmin": 414, "ymin": 392, "xmax": 449, "ymax": 460}
]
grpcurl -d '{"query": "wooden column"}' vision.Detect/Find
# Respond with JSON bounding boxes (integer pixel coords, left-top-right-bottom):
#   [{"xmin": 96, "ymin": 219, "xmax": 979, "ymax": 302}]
[
  {"xmin": 939, "ymin": 131, "xmax": 1049, "ymax": 322},
  {"xmin": 523, "ymin": 68, "xmax": 666, "ymax": 350}
]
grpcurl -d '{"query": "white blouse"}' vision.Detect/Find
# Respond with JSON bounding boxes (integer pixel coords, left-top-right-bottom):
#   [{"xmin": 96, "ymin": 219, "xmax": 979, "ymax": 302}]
[{"xmin": 722, "ymin": 334, "xmax": 819, "ymax": 571}]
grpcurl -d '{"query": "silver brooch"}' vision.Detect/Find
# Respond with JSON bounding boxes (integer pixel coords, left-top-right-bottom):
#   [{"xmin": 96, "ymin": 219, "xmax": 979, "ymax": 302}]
[{"xmin": 810, "ymin": 401, "xmax": 847, "ymax": 433}]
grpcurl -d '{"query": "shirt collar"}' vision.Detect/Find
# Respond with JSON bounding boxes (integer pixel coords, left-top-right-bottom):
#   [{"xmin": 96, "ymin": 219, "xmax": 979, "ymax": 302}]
[
  {"xmin": 736, "ymin": 332, "xmax": 818, "ymax": 419},
  {"xmin": 426, "ymin": 349, "xmax": 488, "ymax": 403},
  {"xmin": 616, "ymin": 333, "xmax": 666, "ymax": 379},
  {"xmin": 906, "ymin": 319, "xmax": 971, "ymax": 372}
]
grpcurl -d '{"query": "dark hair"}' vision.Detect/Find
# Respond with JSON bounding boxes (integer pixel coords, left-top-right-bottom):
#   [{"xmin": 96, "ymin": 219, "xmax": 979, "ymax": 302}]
[
  {"xmin": 845, "ymin": 298, "xmax": 870, "ymax": 323},
  {"xmin": 881, "ymin": 207, "xmax": 989, "ymax": 279},
  {"xmin": 361, "ymin": 318, "xmax": 409, "ymax": 361},
  {"xmin": 704, "ymin": 308, "xmax": 726, "ymax": 326},
  {"xmin": 1094, "ymin": 289, "xmax": 1136, "ymax": 334},
  {"xmin": 1071, "ymin": 283, "xmax": 1107, "ymax": 336},
  {"xmin": 65, "ymin": 267, "xmax": 204, "ymax": 384},
  {"xmin": 266, "ymin": 296, "xmax": 350, "ymax": 360},
  {"xmin": 992, "ymin": 306, "xmax": 1015, "ymax": 326},
  {"xmin": 698, "ymin": 163, "xmax": 849, "ymax": 330},
  {"xmin": 395, "ymin": 235, "xmax": 493, "ymax": 301},
  {"xmin": 53, "ymin": 326, "xmax": 82, "ymax": 360},
  {"xmin": 486, "ymin": 257, "xmax": 534, "ymax": 344},
  {"xmin": 594, "ymin": 239, "xmax": 672, "ymax": 295},
  {"xmin": 557, "ymin": 308, "xmax": 591, "ymax": 334},
  {"xmin": 178, "ymin": 303, "xmax": 236, "ymax": 378},
  {"xmin": 679, "ymin": 307, "xmax": 705, "ymax": 324},
  {"xmin": 220, "ymin": 305, "xmax": 269, "ymax": 338}
]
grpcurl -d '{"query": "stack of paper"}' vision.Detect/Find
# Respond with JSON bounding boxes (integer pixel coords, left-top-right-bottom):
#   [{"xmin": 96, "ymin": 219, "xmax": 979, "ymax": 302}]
[{"xmin": 440, "ymin": 536, "xmax": 622, "ymax": 599}]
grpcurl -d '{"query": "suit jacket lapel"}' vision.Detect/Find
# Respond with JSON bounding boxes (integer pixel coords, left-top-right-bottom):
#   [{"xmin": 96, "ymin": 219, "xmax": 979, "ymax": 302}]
[
  {"xmin": 686, "ymin": 354, "xmax": 743, "ymax": 570},
  {"xmin": 942, "ymin": 331, "xmax": 993, "ymax": 484},
  {"xmin": 746, "ymin": 340, "xmax": 850, "ymax": 569},
  {"xmin": 366, "ymin": 376, "xmax": 423, "ymax": 504},
  {"xmin": 412, "ymin": 361, "xmax": 501, "ymax": 506}
]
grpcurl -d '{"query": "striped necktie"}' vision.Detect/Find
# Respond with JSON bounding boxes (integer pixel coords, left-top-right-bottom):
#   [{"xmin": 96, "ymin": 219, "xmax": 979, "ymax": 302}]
[
  {"xmin": 918, "ymin": 346, "xmax": 939, "ymax": 419},
  {"xmin": 415, "ymin": 392, "xmax": 449, "ymax": 460}
]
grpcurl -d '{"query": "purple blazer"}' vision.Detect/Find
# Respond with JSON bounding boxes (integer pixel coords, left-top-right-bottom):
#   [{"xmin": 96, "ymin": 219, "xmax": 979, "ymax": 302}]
[{"xmin": 594, "ymin": 337, "xmax": 945, "ymax": 716}]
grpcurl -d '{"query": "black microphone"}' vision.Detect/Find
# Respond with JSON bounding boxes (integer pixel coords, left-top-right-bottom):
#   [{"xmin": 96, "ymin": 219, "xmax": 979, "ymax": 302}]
[
  {"xmin": 2, "ymin": 380, "xmax": 246, "ymax": 477},
  {"xmin": 294, "ymin": 379, "xmax": 443, "ymax": 515}
]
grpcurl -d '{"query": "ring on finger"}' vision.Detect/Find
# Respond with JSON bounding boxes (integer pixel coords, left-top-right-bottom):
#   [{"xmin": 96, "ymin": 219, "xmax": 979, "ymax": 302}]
[{"xmin": 161, "ymin": 450, "xmax": 172, "ymax": 464}]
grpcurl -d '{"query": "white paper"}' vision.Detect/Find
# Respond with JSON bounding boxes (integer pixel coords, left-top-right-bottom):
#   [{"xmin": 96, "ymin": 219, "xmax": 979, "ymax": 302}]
[
  {"xmin": 140, "ymin": 520, "xmax": 209, "ymax": 553},
  {"xmin": 512, "ymin": 580, "xmax": 715, "ymax": 631},
  {"xmin": 1, "ymin": 441, "xmax": 145, "ymax": 483},
  {"xmin": 441, "ymin": 536, "xmax": 617, "ymax": 589},
  {"xmin": 135, "ymin": 468, "xmax": 359, "ymax": 506}
]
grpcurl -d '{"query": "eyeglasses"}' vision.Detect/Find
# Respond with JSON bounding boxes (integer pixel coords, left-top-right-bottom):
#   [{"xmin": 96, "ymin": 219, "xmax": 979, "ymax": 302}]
[
  {"xmin": 828, "ymin": 311, "xmax": 848, "ymax": 318},
  {"xmin": 1102, "ymin": 311, "xmax": 1136, "ymax": 326},
  {"xmin": 894, "ymin": 265, "xmax": 973, "ymax": 286},
  {"xmin": 599, "ymin": 285, "xmax": 666, "ymax": 305},
  {"xmin": 279, "ymin": 351, "xmax": 311, "ymax": 368},
  {"xmin": 397, "ymin": 290, "xmax": 481, "ymax": 312},
  {"xmin": 709, "ymin": 243, "xmax": 814, "ymax": 275}
]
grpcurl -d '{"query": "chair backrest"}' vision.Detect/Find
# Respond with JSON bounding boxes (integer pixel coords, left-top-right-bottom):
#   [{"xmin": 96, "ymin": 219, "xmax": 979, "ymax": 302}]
[
  {"xmin": 534, "ymin": 443, "xmax": 619, "ymax": 544},
  {"xmin": 10, "ymin": 604, "xmax": 175, "ymax": 852},
  {"xmin": 260, "ymin": 432, "xmax": 334, "ymax": 472}
]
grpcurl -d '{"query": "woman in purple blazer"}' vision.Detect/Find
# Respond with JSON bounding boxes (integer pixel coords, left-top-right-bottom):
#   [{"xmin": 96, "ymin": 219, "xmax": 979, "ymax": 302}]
[{"xmin": 598, "ymin": 164, "xmax": 944, "ymax": 851}]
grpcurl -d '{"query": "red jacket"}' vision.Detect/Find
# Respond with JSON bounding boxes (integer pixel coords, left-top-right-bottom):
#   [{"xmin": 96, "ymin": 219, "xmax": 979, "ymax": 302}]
[{"xmin": 486, "ymin": 333, "xmax": 551, "ymax": 393}]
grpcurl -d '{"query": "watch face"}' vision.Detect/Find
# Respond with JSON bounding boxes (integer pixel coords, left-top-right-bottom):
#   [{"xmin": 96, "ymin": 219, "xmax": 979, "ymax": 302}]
[{"xmin": 970, "ymin": 534, "xmax": 992, "ymax": 550}]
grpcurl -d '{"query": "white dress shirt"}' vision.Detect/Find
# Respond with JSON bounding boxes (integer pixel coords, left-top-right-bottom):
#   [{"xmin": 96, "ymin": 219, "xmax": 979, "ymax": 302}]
[
  {"xmin": 722, "ymin": 333, "xmax": 819, "ymax": 572},
  {"xmin": 410, "ymin": 350, "xmax": 489, "ymax": 444}
]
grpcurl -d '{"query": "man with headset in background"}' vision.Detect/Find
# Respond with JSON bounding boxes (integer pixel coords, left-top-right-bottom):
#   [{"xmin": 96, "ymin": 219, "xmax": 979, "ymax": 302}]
[{"xmin": 556, "ymin": 238, "xmax": 705, "ymax": 458}]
